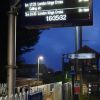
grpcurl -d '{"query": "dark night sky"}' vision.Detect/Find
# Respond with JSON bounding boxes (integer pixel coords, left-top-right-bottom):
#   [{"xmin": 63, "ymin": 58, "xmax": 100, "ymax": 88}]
[{"xmin": 21, "ymin": 0, "xmax": 100, "ymax": 71}]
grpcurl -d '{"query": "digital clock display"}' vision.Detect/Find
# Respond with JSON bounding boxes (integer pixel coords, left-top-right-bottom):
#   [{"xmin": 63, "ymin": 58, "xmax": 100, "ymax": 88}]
[{"xmin": 46, "ymin": 14, "xmax": 67, "ymax": 21}]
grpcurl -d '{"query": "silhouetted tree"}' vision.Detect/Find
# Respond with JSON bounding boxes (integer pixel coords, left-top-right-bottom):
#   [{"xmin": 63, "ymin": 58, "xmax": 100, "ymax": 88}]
[
  {"xmin": 16, "ymin": 27, "xmax": 42, "ymax": 64},
  {"xmin": 16, "ymin": 28, "xmax": 41, "ymax": 56}
]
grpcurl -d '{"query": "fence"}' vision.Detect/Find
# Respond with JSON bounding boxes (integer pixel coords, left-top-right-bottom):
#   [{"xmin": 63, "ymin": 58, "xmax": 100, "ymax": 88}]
[
  {"xmin": 0, "ymin": 82, "xmax": 62, "ymax": 100},
  {"xmin": 63, "ymin": 82, "xmax": 72, "ymax": 100},
  {"xmin": 0, "ymin": 83, "xmax": 7, "ymax": 96}
]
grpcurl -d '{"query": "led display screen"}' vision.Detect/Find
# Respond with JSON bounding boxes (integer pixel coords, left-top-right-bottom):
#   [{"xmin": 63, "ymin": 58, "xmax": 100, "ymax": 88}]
[{"xmin": 20, "ymin": 0, "xmax": 93, "ymax": 29}]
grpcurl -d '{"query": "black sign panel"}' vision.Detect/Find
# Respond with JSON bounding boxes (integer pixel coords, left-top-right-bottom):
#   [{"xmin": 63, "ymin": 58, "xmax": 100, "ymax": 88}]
[{"xmin": 20, "ymin": 0, "xmax": 93, "ymax": 29}]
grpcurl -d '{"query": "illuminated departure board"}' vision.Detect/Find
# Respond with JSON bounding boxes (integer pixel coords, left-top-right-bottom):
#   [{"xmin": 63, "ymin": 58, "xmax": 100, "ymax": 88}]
[{"xmin": 20, "ymin": 0, "xmax": 93, "ymax": 29}]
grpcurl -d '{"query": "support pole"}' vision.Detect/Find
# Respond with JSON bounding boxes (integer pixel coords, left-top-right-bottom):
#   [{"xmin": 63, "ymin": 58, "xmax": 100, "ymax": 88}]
[
  {"xmin": 75, "ymin": 26, "xmax": 83, "ymax": 100},
  {"xmin": 73, "ymin": 26, "xmax": 80, "ymax": 100},
  {"xmin": 75, "ymin": 26, "xmax": 80, "ymax": 51},
  {"xmin": 37, "ymin": 58, "xmax": 40, "ymax": 85},
  {"xmin": 79, "ymin": 26, "xmax": 82, "ymax": 49},
  {"xmin": 7, "ymin": 7, "xmax": 17, "ymax": 100},
  {"xmin": 75, "ymin": 26, "xmax": 82, "ymax": 50}
]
